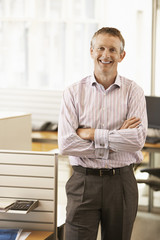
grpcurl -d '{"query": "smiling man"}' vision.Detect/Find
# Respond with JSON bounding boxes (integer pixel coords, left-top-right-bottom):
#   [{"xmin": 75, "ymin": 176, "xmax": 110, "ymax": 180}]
[
  {"xmin": 58, "ymin": 27, "xmax": 148, "ymax": 240},
  {"xmin": 90, "ymin": 28, "xmax": 125, "ymax": 90}
]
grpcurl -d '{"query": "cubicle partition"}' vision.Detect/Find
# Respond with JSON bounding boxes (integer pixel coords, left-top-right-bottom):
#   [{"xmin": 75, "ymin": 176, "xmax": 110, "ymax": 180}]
[{"xmin": 0, "ymin": 150, "xmax": 58, "ymax": 239}]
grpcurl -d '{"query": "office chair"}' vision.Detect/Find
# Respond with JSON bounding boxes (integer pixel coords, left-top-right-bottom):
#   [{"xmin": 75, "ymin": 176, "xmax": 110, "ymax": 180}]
[{"xmin": 137, "ymin": 168, "xmax": 160, "ymax": 191}]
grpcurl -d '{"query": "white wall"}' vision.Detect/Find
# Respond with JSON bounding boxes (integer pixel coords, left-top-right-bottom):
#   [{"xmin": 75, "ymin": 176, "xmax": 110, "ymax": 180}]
[{"xmin": 0, "ymin": 88, "xmax": 63, "ymax": 128}]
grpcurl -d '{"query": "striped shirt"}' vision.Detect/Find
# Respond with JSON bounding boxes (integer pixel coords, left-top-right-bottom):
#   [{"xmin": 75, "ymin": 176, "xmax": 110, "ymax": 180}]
[{"xmin": 58, "ymin": 74, "xmax": 148, "ymax": 169}]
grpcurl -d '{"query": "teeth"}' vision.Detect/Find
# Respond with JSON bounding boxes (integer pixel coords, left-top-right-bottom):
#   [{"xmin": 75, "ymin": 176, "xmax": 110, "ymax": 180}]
[{"xmin": 101, "ymin": 60, "xmax": 111, "ymax": 64}]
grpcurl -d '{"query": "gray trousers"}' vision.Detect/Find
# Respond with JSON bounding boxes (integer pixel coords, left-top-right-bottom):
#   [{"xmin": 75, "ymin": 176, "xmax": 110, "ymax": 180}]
[{"xmin": 65, "ymin": 165, "xmax": 138, "ymax": 240}]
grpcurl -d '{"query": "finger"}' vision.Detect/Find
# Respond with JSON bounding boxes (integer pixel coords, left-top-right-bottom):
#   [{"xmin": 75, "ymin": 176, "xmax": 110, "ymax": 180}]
[
  {"xmin": 128, "ymin": 120, "xmax": 141, "ymax": 128},
  {"xmin": 122, "ymin": 118, "xmax": 139, "ymax": 127},
  {"xmin": 121, "ymin": 118, "xmax": 141, "ymax": 129},
  {"xmin": 128, "ymin": 117, "xmax": 140, "ymax": 124},
  {"xmin": 125, "ymin": 118, "xmax": 140, "ymax": 127}
]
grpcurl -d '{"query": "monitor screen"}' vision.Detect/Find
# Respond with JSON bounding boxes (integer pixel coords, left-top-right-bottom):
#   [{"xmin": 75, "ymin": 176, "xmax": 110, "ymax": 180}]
[{"xmin": 145, "ymin": 96, "xmax": 160, "ymax": 129}]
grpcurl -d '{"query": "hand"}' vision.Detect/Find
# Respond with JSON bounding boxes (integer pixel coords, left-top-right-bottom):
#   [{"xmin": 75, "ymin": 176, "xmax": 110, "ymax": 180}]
[
  {"xmin": 120, "ymin": 117, "xmax": 141, "ymax": 130},
  {"xmin": 76, "ymin": 128, "xmax": 95, "ymax": 141}
]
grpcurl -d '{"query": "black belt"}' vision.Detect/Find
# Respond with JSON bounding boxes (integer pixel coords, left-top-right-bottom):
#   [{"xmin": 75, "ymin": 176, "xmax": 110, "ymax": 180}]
[{"xmin": 72, "ymin": 164, "xmax": 133, "ymax": 176}]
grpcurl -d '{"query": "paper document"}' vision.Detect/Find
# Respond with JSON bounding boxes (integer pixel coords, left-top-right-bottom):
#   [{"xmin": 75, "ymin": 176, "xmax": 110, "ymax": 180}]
[
  {"xmin": 0, "ymin": 199, "xmax": 15, "ymax": 212},
  {"xmin": 18, "ymin": 232, "xmax": 31, "ymax": 240},
  {"xmin": 0, "ymin": 229, "xmax": 22, "ymax": 240}
]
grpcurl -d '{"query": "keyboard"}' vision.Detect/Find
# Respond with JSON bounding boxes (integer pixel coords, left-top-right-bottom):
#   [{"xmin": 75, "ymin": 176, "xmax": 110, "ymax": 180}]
[{"xmin": 146, "ymin": 136, "xmax": 160, "ymax": 144}]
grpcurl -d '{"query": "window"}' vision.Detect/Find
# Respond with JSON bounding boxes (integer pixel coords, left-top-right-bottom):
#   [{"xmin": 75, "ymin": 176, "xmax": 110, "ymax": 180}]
[
  {"xmin": 0, "ymin": 0, "xmax": 153, "ymax": 93},
  {"xmin": 0, "ymin": 0, "xmax": 99, "ymax": 90}
]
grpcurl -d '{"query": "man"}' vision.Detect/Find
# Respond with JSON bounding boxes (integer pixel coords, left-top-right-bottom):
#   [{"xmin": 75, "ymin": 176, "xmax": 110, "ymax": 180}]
[{"xmin": 58, "ymin": 27, "xmax": 148, "ymax": 240}]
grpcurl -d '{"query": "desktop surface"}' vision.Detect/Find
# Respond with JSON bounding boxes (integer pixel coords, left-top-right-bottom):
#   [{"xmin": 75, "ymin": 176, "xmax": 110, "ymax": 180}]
[{"xmin": 25, "ymin": 230, "xmax": 54, "ymax": 240}]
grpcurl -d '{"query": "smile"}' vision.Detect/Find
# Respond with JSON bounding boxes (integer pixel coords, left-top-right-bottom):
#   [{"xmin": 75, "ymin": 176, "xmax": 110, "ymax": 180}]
[{"xmin": 99, "ymin": 60, "xmax": 112, "ymax": 64}]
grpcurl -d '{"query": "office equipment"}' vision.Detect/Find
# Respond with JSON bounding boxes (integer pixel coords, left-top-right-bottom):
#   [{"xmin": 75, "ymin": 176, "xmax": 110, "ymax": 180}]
[
  {"xmin": 7, "ymin": 200, "xmax": 38, "ymax": 214},
  {"xmin": 38, "ymin": 122, "xmax": 58, "ymax": 131},
  {"xmin": 141, "ymin": 168, "xmax": 160, "ymax": 178},
  {"xmin": 146, "ymin": 136, "xmax": 160, "ymax": 144},
  {"xmin": 0, "ymin": 150, "xmax": 58, "ymax": 239},
  {"xmin": 139, "ymin": 143, "xmax": 160, "ymax": 212},
  {"xmin": 138, "ymin": 168, "xmax": 160, "ymax": 191},
  {"xmin": 137, "ymin": 179, "xmax": 160, "ymax": 191},
  {"xmin": 145, "ymin": 96, "xmax": 160, "ymax": 129}
]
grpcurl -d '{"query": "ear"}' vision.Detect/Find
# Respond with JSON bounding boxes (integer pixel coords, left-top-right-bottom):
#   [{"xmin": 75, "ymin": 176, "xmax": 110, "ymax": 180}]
[
  {"xmin": 119, "ymin": 51, "xmax": 126, "ymax": 62},
  {"xmin": 90, "ymin": 47, "xmax": 94, "ymax": 58}
]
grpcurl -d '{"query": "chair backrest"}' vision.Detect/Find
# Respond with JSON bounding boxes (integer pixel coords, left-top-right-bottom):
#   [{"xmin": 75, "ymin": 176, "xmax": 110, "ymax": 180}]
[{"xmin": 0, "ymin": 150, "xmax": 58, "ymax": 239}]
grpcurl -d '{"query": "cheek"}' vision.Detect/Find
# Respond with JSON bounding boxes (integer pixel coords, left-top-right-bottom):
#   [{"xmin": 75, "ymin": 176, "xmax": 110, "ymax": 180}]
[
  {"xmin": 114, "ymin": 55, "xmax": 121, "ymax": 62},
  {"xmin": 91, "ymin": 50, "xmax": 100, "ymax": 59}
]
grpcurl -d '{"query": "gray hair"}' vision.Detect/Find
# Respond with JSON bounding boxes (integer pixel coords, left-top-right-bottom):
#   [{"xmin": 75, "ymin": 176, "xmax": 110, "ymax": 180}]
[{"xmin": 91, "ymin": 27, "xmax": 125, "ymax": 53}]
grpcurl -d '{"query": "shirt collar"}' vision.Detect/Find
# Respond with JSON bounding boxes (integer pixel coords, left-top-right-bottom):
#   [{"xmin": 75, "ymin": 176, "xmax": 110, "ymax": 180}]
[
  {"xmin": 114, "ymin": 74, "xmax": 121, "ymax": 87},
  {"xmin": 90, "ymin": 74, "xmax": 97, "ymax": 86},
  {"xmin": 90, "ymin": 73, "xmax": 121, "ymax": 88}
]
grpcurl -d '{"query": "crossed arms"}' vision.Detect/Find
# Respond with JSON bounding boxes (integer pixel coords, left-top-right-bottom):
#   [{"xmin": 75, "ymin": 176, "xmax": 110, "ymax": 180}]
[{"xmin": 76, "ymin": 117, "xmax": 141, "ymax": 141}]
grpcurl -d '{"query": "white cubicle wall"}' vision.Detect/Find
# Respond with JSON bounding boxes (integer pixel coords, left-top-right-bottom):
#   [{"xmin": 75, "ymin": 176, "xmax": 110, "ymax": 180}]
[
  {"xmin": 0, "ymin": 112, "xmax": 32, "ymax": 151},
  {"xmin": 0, "ymin": 150, "xmax": 58, "ymax": 239}
]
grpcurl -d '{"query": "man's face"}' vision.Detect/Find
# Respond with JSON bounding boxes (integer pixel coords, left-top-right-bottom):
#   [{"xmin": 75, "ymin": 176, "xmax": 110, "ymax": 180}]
[{"xmin": 90, "ymin": 33, "xmax": 125, "ymax": 76}]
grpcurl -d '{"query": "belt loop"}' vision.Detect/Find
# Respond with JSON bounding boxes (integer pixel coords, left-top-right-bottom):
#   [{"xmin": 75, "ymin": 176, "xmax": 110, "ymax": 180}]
[
  {"xmin": 100, "ymin": 170, "xmax": 103, "ymax": 176},
  {"xmin": 113, "ymin": 169, "xmax": 116, "ymax": 175}
]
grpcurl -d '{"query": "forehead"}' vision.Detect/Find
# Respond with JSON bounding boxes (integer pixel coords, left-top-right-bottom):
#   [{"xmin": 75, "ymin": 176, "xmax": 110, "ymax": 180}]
[{"xmin": 93, "ymin": 33, "xmax": 121, "ymax": 48}]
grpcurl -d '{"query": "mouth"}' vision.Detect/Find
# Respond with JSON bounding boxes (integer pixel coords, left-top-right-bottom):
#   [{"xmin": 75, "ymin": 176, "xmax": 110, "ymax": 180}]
[{"xmin": 99, "ymin": 60, "xmax": 113, "ymax": 64}]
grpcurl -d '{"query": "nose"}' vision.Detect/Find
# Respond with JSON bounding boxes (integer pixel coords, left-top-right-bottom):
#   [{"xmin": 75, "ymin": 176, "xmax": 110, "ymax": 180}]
[{"xmin": 102, "ymin": 48, "xmax": 110, "ymax": 58}]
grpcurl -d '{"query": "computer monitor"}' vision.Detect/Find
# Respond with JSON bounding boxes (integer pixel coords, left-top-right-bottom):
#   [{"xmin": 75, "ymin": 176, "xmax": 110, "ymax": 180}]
[{"xmin": 145, "ymin": 96, "xmax": 160, "ymax": 129}]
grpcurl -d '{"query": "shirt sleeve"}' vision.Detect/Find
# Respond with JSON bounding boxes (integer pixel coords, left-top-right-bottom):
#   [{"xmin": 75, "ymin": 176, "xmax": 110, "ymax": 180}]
[
  {"xmin": 58, "ymin": 88, "xmax": 109, "ymax": 158},
  {"xmin": 94, "ymin": 83, "xmax": 148, "ymax": 153}
]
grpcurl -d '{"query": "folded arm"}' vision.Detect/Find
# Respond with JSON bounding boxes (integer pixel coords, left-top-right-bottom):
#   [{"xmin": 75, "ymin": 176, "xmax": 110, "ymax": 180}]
[
  {"xmin": 77, "ymin": 117, "xmax": 145, "ymax": 153},
  {"xmin": 58, "ymin": 90, "xmax": 99, "ymax": 158},
  {"xmin": 58, "ymin": 84, "xmax": 148, "ymax": 157}
]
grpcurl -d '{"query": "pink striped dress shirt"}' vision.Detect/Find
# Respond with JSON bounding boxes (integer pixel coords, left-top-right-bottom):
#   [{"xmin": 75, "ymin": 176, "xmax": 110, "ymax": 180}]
[{"xmin": 58, "ymin": 74, "xmax": 148, "ymax": 169}]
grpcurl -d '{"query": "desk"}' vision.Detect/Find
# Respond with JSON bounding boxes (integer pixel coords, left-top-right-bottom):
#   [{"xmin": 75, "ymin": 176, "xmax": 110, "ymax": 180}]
[
  {"xmin": 32, "ymin": 131, "xmax": 58, "ymax": 143},
  {"xmin": 143, "ymin": 142, "xmax": 160, "ymax": 169},
  {"xmin": 32, "ymin": 131, "xmax": 58, "ymax": 151},
  {"xmin": 25, "ymin": 230, "xmax": 54, "ymax": 240},
  {"xmin": 143, "ymin": 142, "xmax": 160, "ymax": 168},
  {"xmin": 144, "ymin": 142, "xmax": 160, "ymax": 151},
  {"xmin": 32, "ymin": 131, "xmax": 160, "ymax": 149}
]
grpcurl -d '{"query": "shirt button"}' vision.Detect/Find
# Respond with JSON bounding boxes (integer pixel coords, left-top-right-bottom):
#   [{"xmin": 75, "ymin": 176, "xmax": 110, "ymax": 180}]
[{"xmin": 100, "ymin": 144, "xmax": 105, "ymax": 147}]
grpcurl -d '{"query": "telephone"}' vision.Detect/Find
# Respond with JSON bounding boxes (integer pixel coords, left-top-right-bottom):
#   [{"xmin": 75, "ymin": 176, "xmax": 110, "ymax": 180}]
[{"xmin": 39, "ymin": 121, "xmax": 58, "ymax": 131}]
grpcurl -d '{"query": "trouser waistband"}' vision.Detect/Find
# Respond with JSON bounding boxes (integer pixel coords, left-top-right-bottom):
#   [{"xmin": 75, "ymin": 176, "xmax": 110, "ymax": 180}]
[{"xmin": 72, "ymin": 164, "xmax": 133, "ymax": 176}]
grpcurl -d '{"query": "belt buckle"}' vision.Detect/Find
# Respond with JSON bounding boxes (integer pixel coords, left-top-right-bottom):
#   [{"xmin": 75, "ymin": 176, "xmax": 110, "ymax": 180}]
[
  {"xmin": 100, "ymin": 170, "xmax": 103, "ymax": 176},
  {"xmin": 100, "ymin": 169, "xmax": 116, "ymax": 176}
]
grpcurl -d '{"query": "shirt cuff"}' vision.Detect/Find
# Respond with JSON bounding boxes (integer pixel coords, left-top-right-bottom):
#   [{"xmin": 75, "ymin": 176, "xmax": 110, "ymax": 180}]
[
  {"xmin": 94, "ymin": 129, "xmax": 109, "ymax": 149},
  {"xmin": 95, "ymin": 148, "xmax": 109, "ymax": 159}
]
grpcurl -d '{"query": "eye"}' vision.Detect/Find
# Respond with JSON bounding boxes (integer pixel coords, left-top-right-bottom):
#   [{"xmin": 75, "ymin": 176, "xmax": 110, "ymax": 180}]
[
  {"xmin": 98, "ymin": 47, "xmax": 105, "ymax": 51},
  {"xmin": 110, "ymin": 48, "xmax": 116, "ymax": 53}
]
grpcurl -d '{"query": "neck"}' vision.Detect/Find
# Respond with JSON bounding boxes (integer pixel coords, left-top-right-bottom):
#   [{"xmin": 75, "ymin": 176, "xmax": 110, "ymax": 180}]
[{"xmin": 94, "ymin": 71, "xmax": 117, "ymax": 89}]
